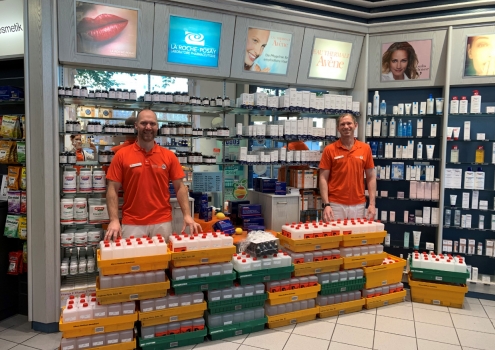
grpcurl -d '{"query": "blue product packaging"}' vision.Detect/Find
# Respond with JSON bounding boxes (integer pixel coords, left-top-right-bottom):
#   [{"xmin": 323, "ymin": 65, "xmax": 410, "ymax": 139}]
[
  {"xmin": 213, "ymin": 219, "xmax": 235, "ymax": 234},
  {"xmin": 238, "ymin": 204, "xmax": 262, "ymax": 218},
  {"xmin": 245, "ymin": 225, "xmax": 265, "ymax": 231},
  {"xmin": 259, "ymin": 178, "xmax": 277, "ymax": 193},
  {"xmin": 227, "ymin": 200, "xmax": 250, "ymax": 216},
  {"xmin": 0, "ymin": 86, "xmax": 24, "ymax": 101},
  {"xmin": 275, "ymin": 181, "xmax": 286, "ymax": 195},
  {"xmin": 242, "ymin": 216, "xmax": 265, "ymax": 229}
]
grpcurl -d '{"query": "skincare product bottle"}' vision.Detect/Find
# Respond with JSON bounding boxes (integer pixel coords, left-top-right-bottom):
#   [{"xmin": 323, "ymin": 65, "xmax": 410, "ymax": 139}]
[
  {"xmin": 398, "ymin": 119, "xmax": 403, "ymax": 137},
  {"xmin": 451, "ymin": 145, "xmax": 459, "ymax": 163},
  {"xmin": 435, "ymin": 98, "xmax": 444, "ymax": 115},
  {"xmin": 475, "ymin": 146, "xmax": 485, "ymax": 164},
  {"xmin": 426, "ymin": 94, "xmax": 434, "ymax": 115},
  {"xmin": 459, "ymin": 96, "xmax": 468, "ymax": 114},
  {"xmin": 393, "ymin": 106, "xmax": 398, "ymax": 115},
  {"xmin": 380, "ymin": 100, "xmax": 386, "ymax": 115},
  {"xmin": 373, "ymin": 91, "xmax": 380, "ymax": 116},
  {"xmin": 420, "ymin": 102, "xmax": 426, "ymax": 115},
  {"xmin": 412, "ymin": 102, "xmax": 419, "ymax": 115},
  {"xmin": 475, "ymin": 167, "xmax": 485, "ymax": 190},
  {"xmin": 417, "ymin": 142, "xmax": 423, "ymax": 159},
  {"xmin": 367, "ymin": 102, "xmax": 372, "ymax": 116},
  {"xmin": 464, "ymin": 167, "xmax": 475, "ymax": 189},
  {"xmin": 365, "ymin": 117, "xmax": 372, "ymax": 137},
  {"xmin": 402, "ymin": 121, "xmax": 407, "ymax": 137},
  {"xmin": 389, "ymin": 117, "xmax": 396, "ymax": 137},
  {"xmin": 470, "ymin": 90, "xmax": 481, "ymax": 114},
  {"xmin": 381, "ymin": 118, "xmax": 388, "ymax": 137},
  {"xmin": 445, "ymin": 209, "xmax": 451, "ymax": 227},
  {"xmin": 407, "ymin": 120, "xmax": 412, "ymax": 137},
  {"xmin": 454, "ymin": 210, "xmax": 461, "ymax": 227},
  {"xmin": 450, "ymin": 96, "xmax": 459, "ymax": 114},
  {"xmin": 378, "ymin": 142, "xmax": 384, "ymax": 158}
]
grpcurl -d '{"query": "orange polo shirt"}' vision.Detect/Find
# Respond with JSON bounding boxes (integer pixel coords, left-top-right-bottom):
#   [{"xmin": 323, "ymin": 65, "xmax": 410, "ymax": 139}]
[
  {"xmin": 106, "ymin": 142, "xmax": 185, "ymax": 225},
  {"xmin": 319, "ymin": 139, "xmax": 374, "ymax": 205},
  {"xmin": 111, "ymin": 139, "xmax": 136, "ymax": 154}
]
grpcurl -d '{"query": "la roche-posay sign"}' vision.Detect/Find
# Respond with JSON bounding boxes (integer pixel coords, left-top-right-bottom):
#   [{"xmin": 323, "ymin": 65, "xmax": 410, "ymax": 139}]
[
  {"xmin": 0, "ymin": 0, "xmax": 24, "ymax": 57},
  {"xmin": 309, "ymin": 38, "xmax": 352, "ymax": 80},
  {"xmin": 167, "ymin": 15, "xmax": 222, "ymax": 68}
]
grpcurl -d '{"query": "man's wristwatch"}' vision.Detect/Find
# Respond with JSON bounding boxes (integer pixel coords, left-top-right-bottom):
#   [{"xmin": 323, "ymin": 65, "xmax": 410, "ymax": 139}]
[{"xmin": 322, "ymin": 203, "xmax": 331, "ymax": 209}]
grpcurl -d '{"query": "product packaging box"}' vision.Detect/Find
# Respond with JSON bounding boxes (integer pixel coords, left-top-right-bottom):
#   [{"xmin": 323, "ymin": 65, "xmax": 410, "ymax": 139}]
[
  {"xmin": 227, "ymin": 200, "xmax": 250, "ymax": 216},
  {"xmin": 213, "ymin": 219, "xmax": 235, "ymax": 235},
  {"xmin": 242, "ymin": 216, "xmax": 265, "ymax": 230},
  {"xmin": 238, "ymin": 204, "xmax": 262, "ymax": 218}
]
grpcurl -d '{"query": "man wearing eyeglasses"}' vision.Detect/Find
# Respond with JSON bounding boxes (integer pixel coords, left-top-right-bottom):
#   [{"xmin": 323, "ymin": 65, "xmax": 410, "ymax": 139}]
[{"xmin": 105, "ymin": 109, "xmax": 202, "ymax": 241}]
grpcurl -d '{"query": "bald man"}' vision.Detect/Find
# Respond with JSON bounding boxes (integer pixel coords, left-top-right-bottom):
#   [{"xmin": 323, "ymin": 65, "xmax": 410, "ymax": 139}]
[{"xmin": 105, "ymin": 109, "xmax": 201, "ymax": 241}]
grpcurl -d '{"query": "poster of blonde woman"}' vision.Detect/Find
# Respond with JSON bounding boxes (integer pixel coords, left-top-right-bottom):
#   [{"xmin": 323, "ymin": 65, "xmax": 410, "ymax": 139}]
[
  {"xmin": 243, "ymin": 27, "xmax": 292, "ymax": 75},
  {"xmin": 381, "ymin": 40, "xmax": 432, "ymax": 81},
  {"xmin": 464, "ymin": 35, "xmax": 495, "ymax": 77}
]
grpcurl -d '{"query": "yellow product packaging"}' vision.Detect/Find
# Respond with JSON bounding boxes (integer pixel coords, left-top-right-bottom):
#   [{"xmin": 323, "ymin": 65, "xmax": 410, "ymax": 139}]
[
  {"xmin": 7, "ymin": 166, "xmax": 20, "ymax": 190},
  {"xmin": 0, "ymin": 141, "xmax": 14, "ymax": 164},
  {"xmin": 77, "ymin": 106, "xmax": 95, "ymax": 118},
  {"xmin": 20, "ymin": 167, "xmax": 26, "ymax": 190},
  {"xmin": 0, "ymin": 116, "xmax": 17, "ymax": 138},
  {"xmin": 98, "ymin": 108, "xmax": 113, "ymax": 118},
  {"xmin": 18, "ymin": 216, "xmax": 27, "ymax": 240}
]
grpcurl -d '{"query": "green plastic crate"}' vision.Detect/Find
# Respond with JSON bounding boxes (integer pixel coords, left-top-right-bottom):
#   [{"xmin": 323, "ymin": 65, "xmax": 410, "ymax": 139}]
[
  {"xmin": 208, "ymin": 293, "xmax": 268, "ymax": 314},
  {"xmin": 319, "ymin": 278, "xmax": 366, "ymax": 296},
  {"xmin": 171, "ymin": 272, "xmax": 236, "ymax": 294},
  {"xmin": 236, "ymin": 265, "xmax": 294, "ymax": 285},
  {"xmin": 208, "ymin": 317, "xmax": 267, "ymax": 340},
  {"xmin": 409, "ymin": 258, "xmax": 469, "ymax": 284},
  {"xmin": 139, "ymin": 328, "xmax": 207, "ymax": 349}
]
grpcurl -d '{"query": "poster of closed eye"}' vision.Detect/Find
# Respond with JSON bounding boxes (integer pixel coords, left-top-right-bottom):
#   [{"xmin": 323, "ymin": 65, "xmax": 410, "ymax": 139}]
[
  {"xmin": 75, "ymin": 1, "xmax": 138, "ymax": 59},
  {"xmin": 464, "ymin": 34, "xmax": 495, "ymax": 77}
]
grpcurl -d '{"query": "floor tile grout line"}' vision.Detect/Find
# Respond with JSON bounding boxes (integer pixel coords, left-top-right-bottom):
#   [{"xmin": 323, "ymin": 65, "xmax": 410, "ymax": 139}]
[
  {"xmin": 411, "ymin": 301, "xmax": 418, "ymax": 350},
  {"xmin": 325, "ymin": 318, "xmax": 337, "ymax": 350},
  {"xmin": 371, "ymin": 306, "xmax": 376, "ymax": 350},
  {"xmin": 328, "ymin": 340, "xmax": 373, "ymax": 349},
  {"xmin": 280, "ymin": 327, "xmax": 294, "ymax": 350}
]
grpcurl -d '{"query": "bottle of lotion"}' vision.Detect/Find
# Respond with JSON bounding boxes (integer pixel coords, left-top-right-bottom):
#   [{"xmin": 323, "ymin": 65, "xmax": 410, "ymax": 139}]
[
  {"xmin": 365, "ymin": 118, "xmax": 372, "ymax": 137},
  {"xmin": 470, "ymin": 90, "xmax": 481, "ymax": 114},
  {"xmin": 450, "ymin": 96, "xmax": 459, "ymax": 114},
  {"xmin": 426, "ymin": 94, "xmax": 434, "ymax": 115},
  {"xmin": 373, "ymin": 91, "xmax": 380, "ymax": 116},
  {"xmin": 389, "ymin": 117, "xmax": 396, "ymax": 137},
  {"xmin": 380, "ymin": 100, "xmax": 387, "ymax": 115},
  {"xmin": 459, "ymin": 96, "xmax": 468, "ymax": 114}
]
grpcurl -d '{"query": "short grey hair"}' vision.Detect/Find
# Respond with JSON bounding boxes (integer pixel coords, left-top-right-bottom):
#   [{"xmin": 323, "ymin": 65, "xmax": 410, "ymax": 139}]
[{"xmin": 337, "ymin": 113, "xmax": 357, "ymax": 125}]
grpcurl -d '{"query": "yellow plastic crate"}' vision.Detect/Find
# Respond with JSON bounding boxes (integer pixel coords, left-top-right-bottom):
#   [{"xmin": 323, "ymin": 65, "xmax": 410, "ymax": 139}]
[
  {"xmin": 318, "ymin": 298, "xmax": 365, "ymax": 318},
  {"xmin": 277, "ymin": 233, "xmax": 342, "ymax": 252},
  {"xmin": 97, "ymin": 249, "xmax": 171, "ymax": 276},
  {"xmin": 267, "ymin": 285, "xmax": 320, "ymax": 305},
  {"xmin": 293, "ymin": 258, "xmax": 343, "ymax": 277},
  {"xmin": 58, "ymin": 339, "xmax": 136, "ymax": 350},
  {"xmin": 340, "ymin": 231, "xmax": 387, "ymax": 247},
  {"xmin": 364, "ymin": 290, "xmax": 407, "ymax": 309},
  {"xmin": 171, "ymin": 246, "xmax": 236, "ymax": 267},
  {"xmin": 267, "ymin": 306, "xmax": 319, "ymax": 328},
  {"xmin": 96, "ymin": 277, "xmax": 170, "ymax": 304},
  {"xmin": 139, "ymin": 302, "xmax": 207, "ymax": 327},
  {"xmin": 59, "ymin": 312, "xmax": 137, "ymax": 338},
  {"xmin": 363, "ymin": 255, "xmax": 406, "ymax": 289},
  {"xmin": 342, "ymin": 252, "xmax": 387, "ymax": 269},
  {"xmin": 408, "ymin": 274, "xmax": 468, "ymax": 308}
]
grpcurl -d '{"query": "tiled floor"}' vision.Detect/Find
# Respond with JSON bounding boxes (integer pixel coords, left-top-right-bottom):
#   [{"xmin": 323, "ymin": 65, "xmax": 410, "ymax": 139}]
[{"xmin": 2, "ymin": 293, "xmax": 495, "ymax": 350}]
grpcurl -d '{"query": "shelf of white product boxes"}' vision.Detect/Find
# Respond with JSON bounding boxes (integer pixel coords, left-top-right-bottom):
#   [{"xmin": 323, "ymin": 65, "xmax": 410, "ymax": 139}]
[
  {"xmin": 59, "ymin": 311, "xmax": 138, "ymax": 338},
  {"xmin": 340, "ymin": 231, "xmax": 387, "ymax": 247},
  {"xmin": 363, "ymin": 255, "xmax": 406, "ymax": 289},
  {"xmin": 342, "ymin": 252, "xmax": 388, "ymax": 270},
  {"xmin": 97, "ymin": 249, "xmax": 171, "ymax": 276},
  {"xmin": 170, "ymin": 246, "xmax": 236, "ymax": 267},
  {"xmin": 364, "ymin": 289, "xmax": 407, "ymax": 309},
  {"xmin": 292, "ymin": 259, "xmax": 343, "ymax": 277},
  {"xmin": 276, "ymin": 233, "xmax": 342, "ymax": 252},
  {"xmin": 266, "ymin": 284, "xmax": 320, "ymax": 306},
  {"xmin": 95, "ymin": 277, "xmax": 170, "ymax": 304},
  {"xmin": 138, "ymin": 301, "xmax": 207, "ymax": 327},
  {"xmin": 266, "ymin": 306, "xmax": 319, "ymax": 328},
  {"xmin": 318, "ymin": 298, "xmax": 365, "ymax": 318}
]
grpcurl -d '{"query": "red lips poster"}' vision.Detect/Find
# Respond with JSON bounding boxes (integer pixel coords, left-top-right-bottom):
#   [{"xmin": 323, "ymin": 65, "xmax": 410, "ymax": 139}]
[{"xmin": 76, "ymin": 1, "xmax": 138, "ymax": 59}]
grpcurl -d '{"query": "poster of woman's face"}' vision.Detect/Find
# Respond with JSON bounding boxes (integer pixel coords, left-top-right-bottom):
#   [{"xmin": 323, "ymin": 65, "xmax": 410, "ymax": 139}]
[
  {"xmin": 76, "ymin": 1, "xmax": 138, "ymax": 59},
  {"xmin": 380, "ymin": 40, "xmax": 432, "ymax": 81},
  {"xmin": 464, "ymin": 35, "xmax": 495, "ymax": 77},
  {"xmin": 243, "ymin": 27, "xmax": 292, "ymax": 75}
]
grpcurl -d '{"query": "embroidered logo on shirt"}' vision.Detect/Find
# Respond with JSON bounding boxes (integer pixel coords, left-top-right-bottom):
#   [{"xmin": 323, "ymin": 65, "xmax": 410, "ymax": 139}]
[
  {"xmin": 355, "ymin": 156, "xmax": 364, "ymax": 160},
  {"xmin": 162, "ymin": 164, "xmax": 167, "ymax": 170}
]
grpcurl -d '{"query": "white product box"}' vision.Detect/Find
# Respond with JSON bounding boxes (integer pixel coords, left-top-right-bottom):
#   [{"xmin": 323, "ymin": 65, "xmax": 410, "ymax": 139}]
[
  {"xmin": 459, "ymin": 238, "xmax": 467, "ymax": 254},
  {"xmin": 302, "ymin": 91, "xmax": 310, "ymax": 109},
  {"xmin": 431, "ymin": 207, "xmax": 439, "ymax": 225},
  {"xmin": 390, "ymin": 211, "xmax": 396, "ymax": 222},
  {"xmin": 268, "ymin": 96, "xmax": 279, "ymax": 109},
  {"xmin": 324, "ymin": 94, "xmax": 331, "ymax": 110},
  {"xmin": 432, "ymin": 182, "xmax": 440, "ymax": 200},
  {"xmin": 381, "ymin": 211, "xmax": 387, "ymax": 222},
  {"xmin": 423, "ymin": 206, "xmax": 431, "ymax": 224},
  {"xmin": 330, "ymin": 95, "xmax": 337, "ymax": 110},
  {"xmin": 290, "ymin": 120, "xmax": 297, "ymax": 136},
  {"xmin": 296, "ymin": 92, "xmax": 303, "ymax": 108},
  {"xmin": 352, "ymin": 101, "xmax": 360, "ymax": 114},
  {"xmin": 464, "ymin": 121, "xmax": 471, "ymax": 140},
  {"xmin": 286, "ymin": 151, "xmax": 293, "ymax": 163},
  {"xmin": 486, "ymin": 240, "xmax": 494, "ymax": 257},
  {"xmin": 346, "ymin": 96, "xmax": 353, "ymax": 111},
  {"xmin": 417, "ymin": 182, "xmax": 425, "ymax": 199},
  {"xmin": 254, "ymin": 92, "xmax": 267, "ymax": 107},
  {"xmin": 278, "ymin": 124, "xmax": 284, "ymax": 137},
  {"xmin": 279, "ymin": 147, "xmax": 286, "ymax": 161},
  {"xmin": 302, "ymin": 119, "xmax": 309, "ymax": 137},
  {"xmin": 410, "ymin": 181, "xmax": 417, "ymax": 199},
  {"xmin": 239, "ymin": 147, "xmax": 248, "ymax": 161},
  {"xmin": 279, "ymin": 95, "xmax": 290, "ymax": 109},
  {"xmin": 285, "ymin": 88, "xmax": 297, "ymax": 106},
  {"xmin": 424, "ymin": 182, "xmax": 432, "ymax": 200},
  {"xmin": 310, "ymin": 93, "xmax": 317, "ymax": 109}
]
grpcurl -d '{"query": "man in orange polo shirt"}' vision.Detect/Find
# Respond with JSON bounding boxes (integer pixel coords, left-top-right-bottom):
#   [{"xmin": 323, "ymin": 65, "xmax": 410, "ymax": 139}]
[
  {"xmin": 319, "ymin": 113, "xmax": 376, "ymax": 221},
  {"xmin": 105, "ymin": 109, "xmax": 202, "ymax": 241}
]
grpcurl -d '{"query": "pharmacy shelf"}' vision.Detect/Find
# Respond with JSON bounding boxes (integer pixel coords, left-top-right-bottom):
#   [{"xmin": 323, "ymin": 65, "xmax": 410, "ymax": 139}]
[
  {"xmin": 374, "ymin": 196, "xmax": 439, "ymax": 202},
  {"xmin": 369, "ymin": 114, "xmax": 441, "ymax": 118},
  {"xmin": 443, "ymin": 225, "xmax": 495, "ymax": 231},
  {"xmin": 446, "ymin": 162, "xmax": 494, "ymax": 165},
  {"xmin": 199, "ymin": 136, "xmax": 336, "ymax": 142},
  {"xmin": 0, "ymin": 100, "xmax": 24, "ymax": 104},
  {"xmin": 367, "ymin": 136, "xmax": 439, "ymax": 139},
  {"xmin": 445, "ymin": 206, "xmax": 495, "ymax": 212},
  {"xmin": 373, "ymin": 157, "xmax": 441, "ymax": 161},
  {"xmin": 383, "ymin": 221, "xmax": 438, "ymax": 227},
  {"xmin": 447, "ymin": 139, "xmax": 495, "ymax": 142},
  {"xmin": 228, "ymin": 107, "xmax": 345, "ymax": 118},
  {"xmin": 449, "ymin": 113, "xmax": 495, "ymax": 117},
  {"xmin": 77, "ymin": 116, "xmax": 192, "ymax": 123},
  {"xmin": 377, "ymin": 179, "xmax": 437, "ymax": 182},
  {"xmin": 445, "ymin": 188, "xmax": 495, "ymax": 192}
]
